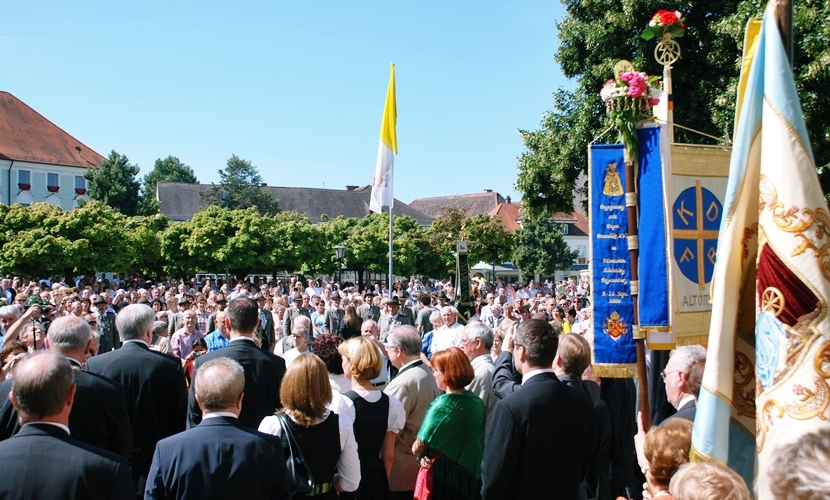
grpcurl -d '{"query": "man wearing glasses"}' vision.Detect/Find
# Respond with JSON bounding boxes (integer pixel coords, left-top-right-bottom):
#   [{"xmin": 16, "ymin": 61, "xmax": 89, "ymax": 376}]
[{"xmin": 660, "ymin": 345, "xmax": 706, "ymax": 423}]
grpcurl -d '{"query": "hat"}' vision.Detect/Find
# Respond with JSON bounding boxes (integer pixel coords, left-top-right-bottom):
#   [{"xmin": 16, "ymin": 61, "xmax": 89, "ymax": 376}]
[
  {"xmin": 27, "ymin": 296, "xmax": 42, "ymax": 306},
  {"xmin": 292, "ymin": 292, "xmax": 303, "ymax": 302},
  {"xmin": 363, "ymin": 290, "xmax": 375, "ymax": 298},
  {"xmin": 437, "ymin": 291, "xmax": 449, "ymax": 300},
  {"xmin": 92, "ymin": 296, "xmax": 106, "ymax": 305},
  {"xmin": 177, "ymin": 296, "xmax": 190, "ymax": 305},
  {"xmin": 331, "ymin": 291, "xmax": 341, "ymax": 300},
  {"xmin": 137, "ymin": 297, "xmax": 150, "ymax": 305},
  {"xmin": 215, "ymin": 294, "xmax": 227, "ymax": 303},
  {"xmin": 387, "ymin": 297, "xmax": 400, "ymax": 306}
]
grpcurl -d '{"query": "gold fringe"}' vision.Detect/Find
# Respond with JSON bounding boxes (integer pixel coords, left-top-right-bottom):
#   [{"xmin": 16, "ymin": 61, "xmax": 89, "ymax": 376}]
[
  {"xmin": 632, "ymin": 325, "xmax": 645, "ymax": 340},
  {"xmin": 640, "ymin": 325, "xmax": 671, "ymax": 332},
  {"xmin": 675, "ymin": 334, "xmax": 710, "ymax": 347},
  {"xmin": 647, "ymin": 342, "xmax": 677, "ymax": 351},
  {"xmin": 591, "ymin": 363, "xmax": 638, "ymax": 378},
  {"xmin": 689, "ymin": 445, "xmax": 728, "ymax": 468}
]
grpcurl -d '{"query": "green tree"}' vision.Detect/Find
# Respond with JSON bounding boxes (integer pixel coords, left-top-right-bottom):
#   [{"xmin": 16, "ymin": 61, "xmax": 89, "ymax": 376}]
[
  {"xmin": 203, "ymin": 155, "xmax": 279, "ymax": 216},
  {"xmin": 0, "ymin": 203, "xmax": 71, "ymax": 278},
  {"xmin": 268, "ymin": 211, "xmax": 320, "ymax": 275},
  {"xmin": 427, "ymin": 208, "xmax": 513, "ymax": 276},
  {"xmin": 137, "ymin": 156, "xmax": 198, "ymax": 215},
  {"xmin": 83, "ymin": 151, "xmax": 141, "ymax": 216},
  {"xmin": 178, "ymin": 206, "xmax": 276, "ymax": 280},
  {"xmin": 55, "ymin": 201, "xmax": 127, "ymax": 281},
  {"xmin": 516, "ymin": 0, "xmax": 830, "ymax": 216},
  {"xmin": 511, "ymin": 218, "xmax": 578, "ymax": 277},
  {"xmin": 122, "ymin": 215, "xmax": 169, "ymax": 277}
]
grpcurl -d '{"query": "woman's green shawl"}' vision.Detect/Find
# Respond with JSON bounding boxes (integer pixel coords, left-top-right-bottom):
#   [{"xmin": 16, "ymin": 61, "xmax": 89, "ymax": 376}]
[{"xmin": 416, "ymin": 390, "xmax": 486, "ymax": 478}]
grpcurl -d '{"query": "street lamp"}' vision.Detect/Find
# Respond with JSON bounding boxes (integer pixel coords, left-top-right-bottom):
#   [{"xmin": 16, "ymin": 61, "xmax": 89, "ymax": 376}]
[
  {"xmin": 489, "ymin": 245, "xmax": 500, "ymax": 287},
  {"xmin": 334, "ymin": 243, "xmax": 346, "ymax": 284}
]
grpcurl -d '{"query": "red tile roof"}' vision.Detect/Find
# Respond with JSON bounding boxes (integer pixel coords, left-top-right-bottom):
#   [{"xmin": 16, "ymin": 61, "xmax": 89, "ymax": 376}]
[
  {"xmin": 488, "ymin": 202, "xmax": 589, "ymax": 235},
  {"xmin": 0, "ymin": 91, "xmax": 105, "ymax": 169}
]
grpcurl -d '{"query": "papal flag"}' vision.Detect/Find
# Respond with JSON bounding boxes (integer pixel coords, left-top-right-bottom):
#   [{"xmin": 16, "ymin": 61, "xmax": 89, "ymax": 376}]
[
  {"xmin": 691, "ymin": 2, "xmax": 830, "ymax": 494},
  {"xmin": 369, "ymin": 63, "xmax": 398, "ymax": 214}
]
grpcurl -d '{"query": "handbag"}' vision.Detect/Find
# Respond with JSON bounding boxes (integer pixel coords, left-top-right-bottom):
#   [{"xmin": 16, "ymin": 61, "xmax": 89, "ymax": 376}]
[
  {"xmin": 276, "ymin": 412, "xmax": 316, "ymax": 495},
  {"xmin": 414, "ymin": 463, "xmax": 433, "ymax": 500}
]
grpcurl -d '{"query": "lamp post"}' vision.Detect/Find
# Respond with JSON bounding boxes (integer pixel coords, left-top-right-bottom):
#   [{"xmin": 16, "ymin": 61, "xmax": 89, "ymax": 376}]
[
  {"xmin": 334, "ymin": 243, "xmax": 346, "ymax": 284},
  {"xmin": 489, "ymin": 245, "xmax": 500, "ymax": 287}
]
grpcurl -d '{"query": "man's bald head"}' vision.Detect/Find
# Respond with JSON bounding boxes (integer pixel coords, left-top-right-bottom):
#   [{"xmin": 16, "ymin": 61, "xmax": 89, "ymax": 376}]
[
  {"xmin": 10, "ymin": 352, "xmax": 74, "ymax": 422},
  {"xmin": 295, "ymin": 315, "xmax": 311, "ymax": 329}
]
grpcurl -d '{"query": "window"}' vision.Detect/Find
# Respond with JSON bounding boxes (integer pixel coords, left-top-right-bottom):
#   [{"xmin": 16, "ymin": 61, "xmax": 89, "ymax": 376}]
[
  {"xmin": 47, "ymin": 173, "xmax": 60, "ymax": 192},
  {"xmin": 18, "ymin": 170, "xmax": 30, "ymax": 190},
  {"xmin": 74, "ymin": 175, "xmax": 86, "ymax": 195},
  {"xmin": 561, "ymin": 223, "xmax": 569, "ymax": 235}
]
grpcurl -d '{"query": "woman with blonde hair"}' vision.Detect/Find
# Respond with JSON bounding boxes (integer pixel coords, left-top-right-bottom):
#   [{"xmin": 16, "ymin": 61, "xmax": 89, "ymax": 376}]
[
  {"xmin": 332, "ymin": 337, "xmax": 405, "ymax": 500},
  {"xmin": 642, "ymin": 418, "xmax": 693, "ymax": 499},
  {"xmin": 259, "ymin": 354, "xmax": 360, "ymax": 498}
]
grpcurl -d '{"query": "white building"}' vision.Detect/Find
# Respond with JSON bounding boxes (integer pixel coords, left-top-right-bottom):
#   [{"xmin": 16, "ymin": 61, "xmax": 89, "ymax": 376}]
[{"xmin": 0, "ymin": 91, "xmax": 104, "ymax": 211}]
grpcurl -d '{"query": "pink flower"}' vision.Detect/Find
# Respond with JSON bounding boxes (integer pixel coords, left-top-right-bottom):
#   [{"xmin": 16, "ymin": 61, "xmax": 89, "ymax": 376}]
[
  {"xmin": 649, "ymin": 97, "xmax": 660, "ymax": 106},
  {"xmin": 793, "ymin": 384, "xmax": 804, "ymax": 395},
  {"xmin": 621, "ymin": 72, "xmax": 647, "ymax": 98}
]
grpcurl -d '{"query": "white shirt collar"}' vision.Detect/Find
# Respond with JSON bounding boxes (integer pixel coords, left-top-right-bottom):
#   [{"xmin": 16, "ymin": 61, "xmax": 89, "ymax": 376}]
[
  {"xmin": 229, "ymin": 336, "xmax": 255, "ymax": 343},
  {"xmin": 522, "ymin": 368, "xmax": 556, "ymax": 385},
  {"xmin": 203, "ymin": 411, "xmax": 239, "ymax": 420},
  {"xmin": 124, "ymin": 339, "xmax": 149, "ymax": 347},
  {"xmin": 677, "ymin": 394, "xmax": 696, "ymax": 410},
  {"xmin": 26, "ymin": 421, "xmax": 70, "ymax": 435}
]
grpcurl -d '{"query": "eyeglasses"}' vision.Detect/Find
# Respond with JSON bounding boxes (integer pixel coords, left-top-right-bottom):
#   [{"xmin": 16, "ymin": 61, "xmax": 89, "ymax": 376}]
[
  {"xmin": 384, "ymin": 344, "xmax": 400, "ymax": 351},
  {"xmin": 661, "ymin": 369, "xmax": 681, "ymax": 380},
  {"xmin": 87, "ymin": 321, "xmax": 98, "ymax": 326}
]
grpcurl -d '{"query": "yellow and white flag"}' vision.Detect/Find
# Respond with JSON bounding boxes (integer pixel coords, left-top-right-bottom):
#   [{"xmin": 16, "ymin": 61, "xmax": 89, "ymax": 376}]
[
  {"xmin": 370, "ymin": 63, "xmax": 397, "ymax": 213},
  {"xmin": 691, "ymin": 2, "xmax": 830, "ymax": 494}
]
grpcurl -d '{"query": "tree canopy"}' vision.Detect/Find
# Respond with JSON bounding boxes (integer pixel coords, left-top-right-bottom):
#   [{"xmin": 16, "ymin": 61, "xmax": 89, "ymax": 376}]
[
  {"xmin": 83, "ymin": 151, "xmax": 142, "ymax": 216},
  {"xmin": 203, "ymin": 155, "xmax": 279, "ymax": 216},
  {"xmin": 511, "ymin": 219, "xmax": 578, "ymax": 277},
  {"xmin": 517, "ymin": 0, "xmax": 830, "ymax": 217},
  {"xmin": 138, "ymin": 156, "xmax": 198, "ymax": 215}
]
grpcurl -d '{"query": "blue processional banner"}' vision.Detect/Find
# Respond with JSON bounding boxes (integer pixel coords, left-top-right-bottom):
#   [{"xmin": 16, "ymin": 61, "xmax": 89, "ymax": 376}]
[
  {"xmin": 589, "ymin": 144, "xmax": 638, "ymax": 377},
  {"xmin": 636, "ymin": 126, "xmax": 671, "ymax": 334}
]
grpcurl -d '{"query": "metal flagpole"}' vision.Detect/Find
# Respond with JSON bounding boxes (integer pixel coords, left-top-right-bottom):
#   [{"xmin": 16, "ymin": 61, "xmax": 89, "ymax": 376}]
[{"xmin": 388, "ymin": 205, "xmax": 394, "ymax": 295}]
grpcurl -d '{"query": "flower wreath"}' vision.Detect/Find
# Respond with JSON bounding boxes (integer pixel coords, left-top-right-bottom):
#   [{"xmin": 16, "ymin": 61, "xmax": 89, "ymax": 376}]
[{"xmin": 641, "ymin": 9, "xmax": 686, "ymax": 41}]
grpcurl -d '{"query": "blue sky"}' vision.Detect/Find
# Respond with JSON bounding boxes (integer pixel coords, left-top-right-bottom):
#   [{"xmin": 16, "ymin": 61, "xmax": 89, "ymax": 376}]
[{"xmin": 2, "ymin": 1, "xmax": 570, "ymax": 204}]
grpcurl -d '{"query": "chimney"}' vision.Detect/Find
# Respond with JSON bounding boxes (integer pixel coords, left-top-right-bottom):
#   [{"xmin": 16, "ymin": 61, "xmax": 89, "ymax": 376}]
[
  {"xmin": 506, "ymin": 196, "xmax": 511, "ymax": 204},
  {"xmin": 261, "ymin": 182, "xmax": 267, "ymax": 187},
  {"xmin": 484, "ymin": 189, "xmax": 493, "ymax": 193},
  {"xmin": 346, "ymin": 185, "xmax": 359, "ymax": 191}
]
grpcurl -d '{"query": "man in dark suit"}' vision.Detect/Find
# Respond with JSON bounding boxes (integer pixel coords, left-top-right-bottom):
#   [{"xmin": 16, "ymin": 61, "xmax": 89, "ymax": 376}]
[
  {"xmin": 188, "ymin": 296, "xmax": 287, "ymax": 429},
  {"xmin": 0, "ymin": 352, "xmax": 133, "ymax": 499},
  {"xmin": 481, "ymin": 319, "xmax": 595, "ymax": 499},
  {"xmin": 255, "ymin": 293, "xmax": 276, "ymax": 352},
  {"xmin": 378, "ymin": 297, "xmax": 413, "ymax": 342},
  {"xmin": 87, "ymin": 304, "xmax": 189, "ymax": 498},
  {"xmin": 662, "ymin": 345, "xmax": 706, "ymax": 423},
  {"xmin": 146, "ymin": 357, "xmax": 291, "ymax": 499},
  {"xmin": 0, "ymin": 315, "xmax": 132, "ymax": 457}
]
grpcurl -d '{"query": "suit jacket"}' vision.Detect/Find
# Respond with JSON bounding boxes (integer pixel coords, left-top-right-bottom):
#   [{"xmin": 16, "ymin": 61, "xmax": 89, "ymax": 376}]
[
  {"xmin": 325, "ymin": 308, "xmax": 344, "ymax": 335},
  {"xmin": 87, "ymin": 341, "xmax": 188, "ymax": 494},
  {"xmin": 167, "ymin": 311, "xmax": 184, "ymax": 336},
  {"xmin": 0, "ymin": 361, "xmax": 133, "ymax": 457},
  {"xmin": 257, "ymin": 308, "xmax": 276, "ymax": 349},
  {"xmin": 282, "ymin": 306, "xmax": 310, "ymax": 338},
  {"xmin": 481, "ymin": 372, "xmax": 596, "ymax": 500},
  {"xmin": 357, "ymin": 303, "xmax": 381, "ymax": 322},
  {"xmin": 667, "ymin": 398, "xmax": 696, "ymax": 423},
  {"xmin": 383, "ymin": 361, "xmax": 441, "ymax": 492},
  {"xmin": 100, "ymin": 310, "xmax": 120, "ymax": 351},
  {"xmin": 0, "ymin": 423, "xmax": 133, "ymax": 500},
  {"xmin": 188, "ymin": 338, "xmax": 286, "ymax": 429},
  {"xmin": 146, "ymin": 416, "xmax": 291, "ymax": 500},
  {"xmin": 377, "ymin": 313, "xmax": 413, "ymax": 342},
  {"xmin": 492, "ymin": 351, "xmax": 522, "ymax": 399}
]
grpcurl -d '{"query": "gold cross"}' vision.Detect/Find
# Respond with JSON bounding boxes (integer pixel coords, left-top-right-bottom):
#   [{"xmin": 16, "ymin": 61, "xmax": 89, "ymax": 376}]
[{"xmin": 673, "ymin": 180, "xmax": 719, "ymax": 290}]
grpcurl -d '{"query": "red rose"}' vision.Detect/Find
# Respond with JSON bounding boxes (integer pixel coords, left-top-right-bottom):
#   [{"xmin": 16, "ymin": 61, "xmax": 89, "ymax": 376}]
[{"xmin": 659, "ymin": 11, "xmax": 679, "ymax": 25}]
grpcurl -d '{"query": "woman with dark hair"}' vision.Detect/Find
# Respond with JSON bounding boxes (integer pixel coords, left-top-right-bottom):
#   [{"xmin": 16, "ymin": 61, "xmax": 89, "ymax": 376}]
[
  {"xmin": 259, "ymin": 354, "xmax": 360, "ymax": 498},
  {"xmin": 313, "ymin": 333, "xmax": 349, "ymax": 394},
  {"xmin": 182, "ymin": 338, "xmax": 207, "ymax": 385},
  {"xmin": 338, "ymin": 305, "xmax": 363, "ymax": 340},
  {"xmin": 413, "ymin": 347, "xmax": 485, "ymax": 500}
]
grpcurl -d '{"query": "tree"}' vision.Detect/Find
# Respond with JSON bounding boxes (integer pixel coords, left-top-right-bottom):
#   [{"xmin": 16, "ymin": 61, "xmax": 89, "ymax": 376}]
[
  {"xmin": 268, "ymin": 211, "xmax": 320, "ymax": 275},
  {"xmin": 203, "ymin": 155, "xmax": 279, "ymax": 216},
  {"xmin": 427, "ymin": 208, "xmax": 514, "ymax": 276},
  {"xmin": 84, "ymin": 151, "xmax": 142, "ymax": 216},
  {"xmin": 122, "ymin": 215, "xmax": 169, "ymax": 278},
  {"xmin": 511, "ymin": 218, "xmax": 578, "ymax": 278},
  {"xmin": 517, "ymin": 0, "xmax": 830, "ymax": 216},
  {"xmin": 55, "ymin": 201, "xmax": 127, "ymax": 281},
  {"xmin": 137, "ymin": 156, "xmax": 198, "ymax": 215}
]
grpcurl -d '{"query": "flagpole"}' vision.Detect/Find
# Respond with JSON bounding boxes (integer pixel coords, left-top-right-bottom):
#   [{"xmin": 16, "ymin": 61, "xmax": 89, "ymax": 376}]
[
  {"xmin": 776, "ymin": 0, "xmax": 793, "ymax": 67},
  {"xmin": 388, "ymin": 203, "xmax": 394, "ymax": 296}
]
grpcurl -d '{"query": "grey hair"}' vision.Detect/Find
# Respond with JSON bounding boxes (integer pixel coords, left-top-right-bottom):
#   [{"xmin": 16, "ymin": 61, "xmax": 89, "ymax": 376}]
[
  {"xmin": 46, "ymin": 316, "xmax": 92, "ymax": 353},
  {"xmin": 0, "ymin": 305, "xmax": 21, "ymax": 319},
  {"xmin": 763, "ymin": 426, "xmax": 830, "ymax": 499},
  {"xmin": 291, "ymin": 324, "xmax": 309, "ymax": 338},
  {"xmin": 670, "ymin": 462, "xmax": 750, "ymax": 500},
  {"xmin": 115, "ymin": 304, "xmax": 155, "ymax": 341},
  {"xmin": 387, "ymin": 325, "xmax": 421, "ymax": 356},
  {"xmin": 194, "ymin": 357, "xmax": 245, "ymax": 412},
  {"xmin": 152, "ymin": 321, "xmax": 168, "ymax": 334},
  {"xmin": 670, "ymin": 345, "xmax": 707, "ymax": 372},
  {"xmin": 464, "ymin": 321, "xmax": 494, "ymax": 350},
  {"xmin": 182, "ymin": 309, "xmax": 197, "ymax": 319},
  {"xmin": 491, "ymin": 304, "xmax": 502, "ymax": 315},
  {"xmin": 363, "ymin": 319, "xmax": 378, "ymax": 330},
  {"xmin": 429, "ymin": 310, "xmax": 442, "ymax": 323}
]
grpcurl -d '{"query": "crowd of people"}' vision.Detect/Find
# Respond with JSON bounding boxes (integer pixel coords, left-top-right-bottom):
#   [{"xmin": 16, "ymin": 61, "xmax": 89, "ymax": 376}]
[{"xmin": 0, "ymin": 273, "xmax": 824, "ymax": 499}]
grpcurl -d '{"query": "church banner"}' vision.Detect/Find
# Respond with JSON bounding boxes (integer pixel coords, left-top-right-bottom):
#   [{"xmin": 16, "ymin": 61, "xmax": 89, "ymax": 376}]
[{"xmin": 589, "ymin": 144, "xmax": 638, "ymax": 377}]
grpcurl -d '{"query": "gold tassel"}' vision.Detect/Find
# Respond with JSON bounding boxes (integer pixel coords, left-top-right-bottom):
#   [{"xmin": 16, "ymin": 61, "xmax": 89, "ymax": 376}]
[{"xmin": 591, "ymin": 363, "xmax": 638, "ymax": 378}]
